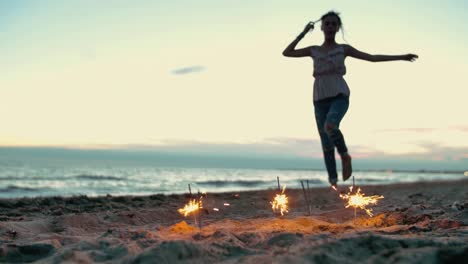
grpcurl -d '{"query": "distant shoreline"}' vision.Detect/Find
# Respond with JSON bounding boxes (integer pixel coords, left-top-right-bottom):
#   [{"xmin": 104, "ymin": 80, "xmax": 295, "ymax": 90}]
[
  {"xmin": 1, "ymin": 146, "xmax": 467, "ymax": 172},
  {"xmin": 275, "ymin": 167, "xmax": 467, "ymax": 174}
]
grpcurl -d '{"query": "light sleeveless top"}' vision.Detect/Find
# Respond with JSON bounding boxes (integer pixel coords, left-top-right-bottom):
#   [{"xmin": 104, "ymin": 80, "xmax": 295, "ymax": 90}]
[{"xmin": 311, "ymin": 45, "xmax": 350, "ymax": 101}]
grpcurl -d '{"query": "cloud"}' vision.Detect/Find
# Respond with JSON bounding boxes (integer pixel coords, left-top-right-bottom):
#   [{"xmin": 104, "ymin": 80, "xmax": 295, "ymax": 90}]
[
  {"xmin": 451, "ymin": 126, "xmax": 468, "ymax": 133},
  {"xmin": 111, "ymin": 138, "xmax": 468, "ymax": 163},
  {"xmin": 15, "ymin": 137, "xmax": 467, "ymax": 164},
  {"xmin": 375, "ymin": 127, "xmax": 436, "ymax": 133},
  {"xmin": 375, "ymin": 127, "xmax": 468, "ymax": 134},
  {"xmin": 394, "ymin": 142, "xmax": 468, "ymax": 161},
  {"xmin": 171, "ymin": 65, "xmax": 205, "ymax": 75},
  {"xmin": 114, "ymin": 137, "xmax": 325, "ymax": 158}
]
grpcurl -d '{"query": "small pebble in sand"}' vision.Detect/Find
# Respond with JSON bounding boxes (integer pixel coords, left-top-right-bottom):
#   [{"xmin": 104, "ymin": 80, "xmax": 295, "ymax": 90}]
[
  {"xmin": 7, "ymin": 230, "xmax": 17, "ymax": 238},
  {"xmin": 451, "ymin": 201, "xmax": 464, "ymax": 211}
]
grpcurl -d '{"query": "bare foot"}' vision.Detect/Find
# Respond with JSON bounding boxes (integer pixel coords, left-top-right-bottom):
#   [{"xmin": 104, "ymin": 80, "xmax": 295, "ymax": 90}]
[
  {"xmin": 330, "ymin": 184, "xmax": 338, "ymax": 192},
  {"xmin": 341, "ymin": 154, "xmax": 352, "ymax": 181}
]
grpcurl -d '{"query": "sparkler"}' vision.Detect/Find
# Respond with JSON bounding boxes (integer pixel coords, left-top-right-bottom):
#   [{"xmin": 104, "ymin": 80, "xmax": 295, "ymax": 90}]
[
  {"xmin": 331, "ymin": 175, "xmax": 384, "ymax": 222},
  {"xmin": 178, "ymin": 184, "xmax": 203, "ymax": 228},
  {"xmin": 271, "ymin": 185, "xmax": 289, "ymax": 216},
  {"xmin": 178, "ymin": 199, "xmax": 201, "ymax": 217},
  {"xmin": 339, "ymin": 186, "xmax": 384, "ymax": 218}
]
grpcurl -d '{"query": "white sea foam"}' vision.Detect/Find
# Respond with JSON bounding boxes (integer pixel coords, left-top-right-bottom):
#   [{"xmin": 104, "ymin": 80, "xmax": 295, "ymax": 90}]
[{"xmin": 0, "ymin": 162, "xmax": 464, "ymax": 198}]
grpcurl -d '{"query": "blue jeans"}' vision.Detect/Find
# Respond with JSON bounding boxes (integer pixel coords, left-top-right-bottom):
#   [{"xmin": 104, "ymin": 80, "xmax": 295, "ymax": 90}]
[{"xmin": 313, "ymin": 94, "xmax": 349, "ymax": 184}]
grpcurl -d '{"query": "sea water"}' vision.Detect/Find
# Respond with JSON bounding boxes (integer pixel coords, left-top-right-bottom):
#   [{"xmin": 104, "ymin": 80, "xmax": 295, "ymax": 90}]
[{"xmin": 0, "ymin": 148, "xmax": 465, "ymax": 198}]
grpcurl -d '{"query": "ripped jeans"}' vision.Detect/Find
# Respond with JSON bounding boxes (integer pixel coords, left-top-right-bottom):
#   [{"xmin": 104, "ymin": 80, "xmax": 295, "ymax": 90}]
[{"xmin": 313, "ymin": 94, "xmax": 349, "ymax": 184}]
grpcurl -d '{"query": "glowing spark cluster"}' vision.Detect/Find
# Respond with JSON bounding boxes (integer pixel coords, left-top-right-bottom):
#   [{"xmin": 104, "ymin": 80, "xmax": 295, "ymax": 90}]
[
  {"xmin": 339, "ymin": 186, "xmax": 384, "ymax": 217},
  {"xmin": 271, "ymin": 186, "xmax": 289, "ymax": 216},
  {"xmin": 178, "ymin": 199, "xmax": 202, "ymax": 217}
]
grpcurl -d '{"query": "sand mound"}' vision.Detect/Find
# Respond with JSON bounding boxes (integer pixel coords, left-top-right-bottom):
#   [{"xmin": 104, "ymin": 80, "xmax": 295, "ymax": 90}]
[
  {"xmin": 131, "ymin": 241, "xmax": 213, "ymax": 264},
  {"xmin": 0, "ymin": 243, "xmax": 55, "ymax": 263}
]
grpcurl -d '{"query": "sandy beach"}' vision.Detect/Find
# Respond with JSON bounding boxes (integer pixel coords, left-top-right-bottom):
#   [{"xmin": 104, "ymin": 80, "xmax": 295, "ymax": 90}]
[{"xmin": 1, "ymin": 179, "xmax": 467, "ymax": 263}]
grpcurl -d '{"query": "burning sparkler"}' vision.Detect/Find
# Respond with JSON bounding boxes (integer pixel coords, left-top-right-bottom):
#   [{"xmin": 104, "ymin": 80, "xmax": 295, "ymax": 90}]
[
  {"xmin": 271, "ymin": 186, "xmax": 289, "ymax": 216},
  {"xmin": 178, "ymin": 184, "xmax": 204, "ymax": 229},
  {"xmin": 178, "ymin": 198, "xmax": 202, "ymax": 217},
  {"xmin": 339, "ymin": 186, "xmax": 384, "ymax": 217}
]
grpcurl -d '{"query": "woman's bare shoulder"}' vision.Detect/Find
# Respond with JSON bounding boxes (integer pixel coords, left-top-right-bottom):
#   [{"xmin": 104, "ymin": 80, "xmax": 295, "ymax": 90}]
[
  {"xmin": 340, "ymin": 44, "xmax": 353, "ymax": 51},
  {"xmin": 310, "ymin": 45, "xmax": 321, "ymax": 50}
]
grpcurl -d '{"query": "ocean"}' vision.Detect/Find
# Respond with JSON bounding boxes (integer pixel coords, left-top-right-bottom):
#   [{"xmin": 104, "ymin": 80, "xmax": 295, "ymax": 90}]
[{"xmin": 0, "ymin": 148, "xmax": 466, "ymax": 198}]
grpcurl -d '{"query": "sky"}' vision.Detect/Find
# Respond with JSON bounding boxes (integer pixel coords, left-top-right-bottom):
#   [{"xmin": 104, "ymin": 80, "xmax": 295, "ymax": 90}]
[{"xmin": 1, "ymin": 0, "xmax": 467, "ymax": 164}]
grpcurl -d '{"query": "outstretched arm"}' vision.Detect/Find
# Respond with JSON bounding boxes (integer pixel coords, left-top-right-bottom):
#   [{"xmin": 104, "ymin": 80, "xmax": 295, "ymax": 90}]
[
  {"xmin": 344, "ymin": 45, "xmax": 418, "ymax": 62},
  {"xmin": 282, "ymin": 22, "xmax": 315, "ymax": 58}
]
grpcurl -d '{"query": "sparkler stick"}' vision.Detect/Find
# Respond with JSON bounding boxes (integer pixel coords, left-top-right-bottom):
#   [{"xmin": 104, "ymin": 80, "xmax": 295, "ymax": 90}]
[
  {"xmin": 193, "ymin": 211, "xmax": 198, "ymax": 226},
  {"xmin": 354, "ymin": 207, "xmax": 357, "ymax": 224},
  {"xmin": 307, "ymin": 180, "xmax": 312, "ymax": 215},
  {"xmin": 197, "ymin": 190, "xmax": 202, "ymax": 229},
  {"xmin": 187, "ymin": 184, "xmax": 197, "ymax": 225},
  {"xmin": 300, "ymin": 181, "xmax": 311, "ymax": 215},
  {"xmin": 352, "ymin": 176, "xmax": 356, "ymax": 223},
  {"xmin": 277, "ymin": 176, "xmax": 281, "ymax": 191},
  {"xmin": 188, "ymin": 183, "xmax": 200, "ymax": 225}
]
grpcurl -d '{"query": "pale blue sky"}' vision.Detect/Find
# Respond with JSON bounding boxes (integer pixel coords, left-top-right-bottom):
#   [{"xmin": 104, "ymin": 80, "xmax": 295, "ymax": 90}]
[{"xmin": 1, "ymin": 0, "xmax": 467, "ymax": 162}]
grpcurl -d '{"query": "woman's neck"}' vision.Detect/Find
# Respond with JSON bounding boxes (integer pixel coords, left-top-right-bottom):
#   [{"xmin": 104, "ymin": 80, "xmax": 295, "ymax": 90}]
[{"xmin": 322, "ymin": 38, "xmax": 337, "ymax": 46}]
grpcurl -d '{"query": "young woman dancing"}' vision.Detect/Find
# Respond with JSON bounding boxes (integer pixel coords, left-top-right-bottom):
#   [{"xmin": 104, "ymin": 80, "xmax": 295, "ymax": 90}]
[{"xmin": 283, "ymin": 11, "xmax": 418, "ymax": 187}]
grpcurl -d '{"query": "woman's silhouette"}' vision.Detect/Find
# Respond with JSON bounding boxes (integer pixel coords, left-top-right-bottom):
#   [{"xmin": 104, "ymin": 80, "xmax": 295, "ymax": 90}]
[{"xmin": 283, "ymin": 11, "xmax": 418, "ymax": 187}]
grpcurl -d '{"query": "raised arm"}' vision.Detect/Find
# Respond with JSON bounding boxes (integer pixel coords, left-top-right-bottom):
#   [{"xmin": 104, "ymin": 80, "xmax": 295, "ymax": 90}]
[
  {"xmin": 344, "ymin": 44, "xmax": 418, "ymax": 62},
  {"xmin": 282, "ymin": 22, "xmax": 315, "ymax": 58}
]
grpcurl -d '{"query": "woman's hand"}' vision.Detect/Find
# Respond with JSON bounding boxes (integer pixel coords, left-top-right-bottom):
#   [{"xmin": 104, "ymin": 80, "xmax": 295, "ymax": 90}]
[
  {"xmin": 403, "ymin": 54, "xmax": 418, "ymax": 62},
  {"xmin": 303, "ymin": 22, "xmax": 315, "ymax": 33},
  {"xmin": 282, "ymin": 21, "xmax": 315, "ymax": 58}
]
